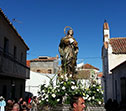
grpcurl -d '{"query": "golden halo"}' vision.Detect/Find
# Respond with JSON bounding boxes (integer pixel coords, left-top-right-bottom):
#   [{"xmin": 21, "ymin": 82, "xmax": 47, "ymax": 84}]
[{"xmin": 64, "ymin": 26, "xmax": 73, "ymax": 35}]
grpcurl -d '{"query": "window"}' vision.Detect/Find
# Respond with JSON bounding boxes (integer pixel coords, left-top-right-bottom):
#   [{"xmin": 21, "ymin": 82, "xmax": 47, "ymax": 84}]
[
  {"xmin": 21, "ymin": 52, "xmax": 23, "ymax": 62},
  {"xmin": 48, "ymin": 69, "xmax": 52, "ymax": 74},
  {"xmin": 4, "ymin": 37, "xmax": 9, "ymax": 54},
  {"xmin": 37, "ymin": 69, "xmax": 40, "ymax": 73},
  {"xmin": 13, "ymin": 46, "xmax": 17, "ymax": 59}
]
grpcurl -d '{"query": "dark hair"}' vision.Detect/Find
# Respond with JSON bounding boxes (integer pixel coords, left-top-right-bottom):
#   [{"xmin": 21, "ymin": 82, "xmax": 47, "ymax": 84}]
[{"xmin": 70, "ymin": 94, "xmax": 83, "ymax": 108}]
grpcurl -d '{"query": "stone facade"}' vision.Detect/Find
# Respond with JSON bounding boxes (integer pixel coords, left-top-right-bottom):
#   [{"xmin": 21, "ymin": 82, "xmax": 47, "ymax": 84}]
[
  {"xmin": 30, "ymin": 56, "xmax": 58, "ymax": 74},
  {"xmin": 38, "ymin": 104, "xmax": 105, "ymax": 111},
  {"xmin": 76, "ymin": 63, "xmax": 102, "ymax": 87},
  {"xmin": 0, "ymin": 9, "xmax": 30, "ymax": 100}
]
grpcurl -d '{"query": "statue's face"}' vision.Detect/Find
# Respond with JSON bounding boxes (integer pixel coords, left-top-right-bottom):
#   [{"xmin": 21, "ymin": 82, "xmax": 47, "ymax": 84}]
[{"xmin": 68, "ymin": 30, "xmax": 73, "ymax": 36}]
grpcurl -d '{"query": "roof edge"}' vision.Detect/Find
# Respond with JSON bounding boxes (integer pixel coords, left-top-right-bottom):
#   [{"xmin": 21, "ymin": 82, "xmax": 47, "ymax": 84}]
[{"xmin": 0, "ymin": 8, "xmax": 29, "ymax": 50}]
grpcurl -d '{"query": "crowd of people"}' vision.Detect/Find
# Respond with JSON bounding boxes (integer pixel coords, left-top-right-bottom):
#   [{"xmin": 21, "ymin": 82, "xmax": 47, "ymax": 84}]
[
  {"xmin": 2, "ymin": 95, "xmax": 126, "ymax": 111},
  {"xmin": 1, "ymin": 94, "xmax": 86, "ymax": 111},
  {"xmin": 6, "ymin": 96, "xmax": 38, "ymax": 111}
]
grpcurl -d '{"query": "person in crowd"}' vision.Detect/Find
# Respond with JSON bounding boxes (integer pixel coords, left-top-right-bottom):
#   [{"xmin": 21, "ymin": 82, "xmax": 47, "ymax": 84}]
[
  {"xmin": 18, "ymin": 98, "xmax": 23, "ymax": 104},
  {"xmin": 31, "ymin": 96, "xmax": 38, "ymax": 111},
  {"xmin": 70, "ymin": 94, "xmax": 86, "ymax": 111},
  {"xmin": 104, "ymin": 98, "xmax": 113, "ymax": 111},
  {"xmin": 21, "ymin": 100, "xmax": 28, "ymax": 110},
  {"xmin": 0, "ymin": 96, "xmax": 6, "ymax": 111},
  {"xmin": 6, "ymin": 99, "xmax": 14, "ymax": 111},
  {"xmin": 28, "ymin": 96, "xmax": 32, "ymax": 104},
  {"xmin": 12, "ymin": 103, "xmax": 20, "ymax": 111}
]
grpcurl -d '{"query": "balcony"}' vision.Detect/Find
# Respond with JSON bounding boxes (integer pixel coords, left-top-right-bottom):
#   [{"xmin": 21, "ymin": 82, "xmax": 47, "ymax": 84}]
[{"xmin": 0, "ymin": 47, "xmax": 30, "ymax": 79}]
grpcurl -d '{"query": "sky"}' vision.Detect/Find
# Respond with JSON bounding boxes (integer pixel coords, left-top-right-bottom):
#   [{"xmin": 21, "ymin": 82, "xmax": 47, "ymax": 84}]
[{"xmin": 1, "ymin": 0, "xmax": 126, "ymax": 71}]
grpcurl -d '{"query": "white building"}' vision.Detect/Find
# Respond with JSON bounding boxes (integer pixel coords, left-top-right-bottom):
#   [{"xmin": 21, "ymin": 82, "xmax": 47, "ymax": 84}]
[
  {"xmin": 25, "ymin": 71, "xmax": 57, "ymax": 96},
  {"xmin": 102, "ymin": 21, "xmax": 126, "ymax": 103}
]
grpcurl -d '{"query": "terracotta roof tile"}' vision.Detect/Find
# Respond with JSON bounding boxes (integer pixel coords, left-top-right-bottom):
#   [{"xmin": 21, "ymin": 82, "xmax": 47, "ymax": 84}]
[
  {"xmin": 30, "ymin": 57, "xmax": 57, "ymax": 62},
  {"xmin": 82, "ymin": 64, "xmax": 99, "ymax": 70},
  {"xmin": 0, "ymin": 8, "xmax": 29, "ymax": 50},
  {"xmin": 109, "ymin": 37, "xmax": 126, "ymax": 54},
  {"xmin": 26, "ymin": 60, "xmax": 30, "ymax": 67},
  {"xmin": 97, "ymin": 72, "xmax": 103, "ymax": 77}
]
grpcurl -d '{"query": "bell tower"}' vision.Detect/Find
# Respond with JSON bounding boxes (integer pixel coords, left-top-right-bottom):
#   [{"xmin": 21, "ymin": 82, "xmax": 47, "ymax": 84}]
[{"xmin": 103, "ymin": 20, "xmax": 110, "ymax": 49}]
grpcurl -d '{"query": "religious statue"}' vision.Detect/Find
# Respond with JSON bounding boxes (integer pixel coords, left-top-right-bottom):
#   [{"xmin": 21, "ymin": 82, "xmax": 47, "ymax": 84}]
[{"xmin": 59, "ymin": 26, "xmax": 78, "ymax": 77}]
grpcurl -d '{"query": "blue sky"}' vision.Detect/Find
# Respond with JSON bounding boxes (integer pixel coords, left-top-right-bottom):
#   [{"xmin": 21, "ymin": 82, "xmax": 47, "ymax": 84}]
[{"xmin": 1, "ymin": 0, "xmax": 126, "ymax": 71}]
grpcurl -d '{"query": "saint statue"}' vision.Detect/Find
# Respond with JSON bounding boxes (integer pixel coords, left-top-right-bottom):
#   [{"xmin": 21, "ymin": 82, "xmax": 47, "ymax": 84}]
[{"xmin": 59, "ymin": 26, "xmax": 78, "ymax": 77}]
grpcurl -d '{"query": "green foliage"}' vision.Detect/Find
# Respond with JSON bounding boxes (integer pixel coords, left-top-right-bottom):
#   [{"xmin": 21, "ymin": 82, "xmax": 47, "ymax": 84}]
[{"xmin": 38, "ymin": 74, "xmax": 103, "ymax": 107}]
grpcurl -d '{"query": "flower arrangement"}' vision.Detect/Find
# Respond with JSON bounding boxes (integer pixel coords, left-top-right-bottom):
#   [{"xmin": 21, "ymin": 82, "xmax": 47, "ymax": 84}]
[{"xmin": 38, "ymin": 73, "xmax": 103, "ymax": 107}]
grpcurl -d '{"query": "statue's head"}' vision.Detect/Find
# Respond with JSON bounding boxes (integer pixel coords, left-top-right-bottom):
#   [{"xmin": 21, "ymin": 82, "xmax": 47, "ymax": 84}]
[{"xmin": 67, "ymin": 29, "xmax": 74, "ymax": 36}]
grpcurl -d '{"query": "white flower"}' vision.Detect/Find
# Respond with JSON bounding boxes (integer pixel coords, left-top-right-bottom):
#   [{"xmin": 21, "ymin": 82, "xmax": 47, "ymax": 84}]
[
  {"xmin": 71, "ymin": 86, "xmax": 75, "ymax": 90},
  {"xmin": 52, "ymin": 94, "xmax": 56, "ymax": 98},
  {"xmin": 65, "ymin": 93, "xmax": 68, "ymax": 96},
  {"xmin": 86, "ymin": 94, "xmax": 89, "ymax": 98},
  {"xmin": 101, "ymin": 91, "xmax": 103, "ymax": 94},
  {"xmin": 45, "ymin": 85, "xmax": 48, "ymax": 88},
  {"xmin": 92, "ymin": 96, "xmax": 95, "ymax": 100},
  {"xmin": 93, "ymin": 84, "xmax": 96, "ymax": 87},
  {"xmin": 65, "ymin": 74, "xmax": 68, "ymax": 77},
  {"xmin": 65, "ymin": 77, "xmax": 68, "ymax": 81},
  {"xmin": 54, "ymin": 86, "xmax": 56, "ymax": 89},
  {"xmin": 58, "ymin": 89, "xmax": 60, "ymax": 92},
  {"xmin": 97, "ymin": 89, "xmax": 99, "ymax": 92},
  {"xmin": 98, "ymin": 101, "xmax": 102, "ymax": 104},
  {"xmin": 42, "ymin": 90, "xmax": 45, "ymax": 93},
  {"xmin": 42, "ymin": 98, "xmax": 45, "ymax": 101},
  {"xmin": 88, "ymin": 97, "xmax": 91, "ymax": 101},
  {"xmin": 57, "ymin": 99, "xmax": 60, "ymax": 102},
  {"xmin": 46, "ymin": 99, "xmax": 48, "ymax": 102},
  {"xmin": 71, "ymin": 81, "xmax": 75, "ymax": 84},
  {"xmin": 69, "ymin": 74, "xmax": 72, "ymax": 77},
  {"xmin": 62, "ymin": 86, "xmax": 65, "ymax": 90},
  {"xmin": 45, "ymin": 95, "xmax": 48, "ymax": 99},
  {"xmin": 61, "ymin": 75, "xmax": 64, "ymax": 78},
  {"xmin": 83, "ymin": 97, "xmax": 87, "ymax": 100}
]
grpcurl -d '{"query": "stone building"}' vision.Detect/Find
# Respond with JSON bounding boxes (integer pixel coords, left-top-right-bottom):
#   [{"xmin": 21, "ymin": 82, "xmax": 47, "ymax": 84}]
[
  {"xmin": 76, "ymin": 63, "xmax": 100, "ymax": 79},
  {"xmin": 0, "ymin": 8, "xmax": 30, "ymax": 100},
  {"xmin": 76, "ymin": 63, "xmax": 102, "ymax": 87},
  {"xmin": 102, "ymin": 21, "xmax": 126, "ymax": 103},
  {"xmin": 29, "ymin": 56, "xmax": 59, "ymax": 74}
]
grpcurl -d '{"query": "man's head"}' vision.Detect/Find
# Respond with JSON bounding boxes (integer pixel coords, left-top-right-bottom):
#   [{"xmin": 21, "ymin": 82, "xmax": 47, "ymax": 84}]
[
  {"xmin": 12, "ymin": 103, "xmax": 20, "ymax": 111},
  {"xmin": 70, "ymin": 94, "xmax": 86, "ymax": 111}
]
